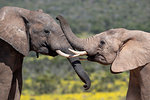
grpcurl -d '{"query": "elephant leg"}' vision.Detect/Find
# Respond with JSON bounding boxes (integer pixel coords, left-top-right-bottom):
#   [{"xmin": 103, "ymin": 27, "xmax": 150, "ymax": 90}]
[
  {"xmin": 0, "ymin": 63, "xmax": 13, "ymax": 100},
  {"xmin": 126, "ymin": 71, "xmax": 141, "ymax": 100},
  {"xmin": 15, "ymin": 68, "xmax": 23, "ymax": 100},
  {"xmin": 8, "ymin": 55, "xmax": 23, "ymax": 100},
  {"xmin": 8, "ymin": 67, "xmax": 22, "ymax": 100}
]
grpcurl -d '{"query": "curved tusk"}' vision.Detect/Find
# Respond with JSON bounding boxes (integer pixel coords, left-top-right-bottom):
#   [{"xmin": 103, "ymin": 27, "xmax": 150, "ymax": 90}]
[
  {"xmin": 71, "ymin": 54, "xmax": 81, "ymax": 57},
  {"xmin": 56, "ymin": 50, "xmax": 71, "ymax": 58},
  {"xmin": 68, "ymin": 48, "xmax": 87, "ymax": 56}
]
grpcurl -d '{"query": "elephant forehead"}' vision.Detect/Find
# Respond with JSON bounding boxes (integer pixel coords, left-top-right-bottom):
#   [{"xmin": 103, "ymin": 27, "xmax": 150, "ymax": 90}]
[
  {"xmin": 34, "ymin": 13, "xmax": 59, "ymax": 29},
  {"xmin": 34, "ymin": 13, "xmax": 51, "ymax": 23}
]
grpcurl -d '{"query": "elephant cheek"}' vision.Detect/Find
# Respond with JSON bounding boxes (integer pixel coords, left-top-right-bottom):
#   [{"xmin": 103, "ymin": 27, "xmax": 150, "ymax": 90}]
[{"xmin": 105, "ymin": 53, "xmax": 117, "ymax": 64}]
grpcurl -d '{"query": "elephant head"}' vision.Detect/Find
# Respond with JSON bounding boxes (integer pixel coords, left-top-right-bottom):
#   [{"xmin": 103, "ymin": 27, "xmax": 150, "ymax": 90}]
[
  {"xmin": 56, "ymin": 15, "xmax": 150, "ymax": 73},
  {"xmin": 0, "ymin": 7, "xmax": 91, "ymax": 90}
]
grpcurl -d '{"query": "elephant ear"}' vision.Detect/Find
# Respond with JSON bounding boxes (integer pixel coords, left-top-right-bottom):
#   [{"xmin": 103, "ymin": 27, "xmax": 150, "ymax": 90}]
[
  {"xmin": 111, "ymin": 37, "xmax": 150, "ymax": 73},
  {"xmin": 0, "ymin": 8, "xmax": 29, "ymax": 56}
]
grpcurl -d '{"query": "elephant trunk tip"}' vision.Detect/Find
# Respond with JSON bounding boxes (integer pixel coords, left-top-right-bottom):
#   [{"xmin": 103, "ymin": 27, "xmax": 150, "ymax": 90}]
[
  {"xmin": 56, "ymin": 15, "xmax": 62, "ymax": 20},
  {"xmin": 83, "ymin": 80, "xmax": 91, "ymax": 90},
  {"xmin": 78, "ymin": 71, "xmax": 91, "ymax": 90},
  {"xmin": 56, "ymin": 15, "xmax": 69, "ymax": 28},
  {"xmin": 56, "ymin": 15, "xmax": 63, "ymax": 21}
]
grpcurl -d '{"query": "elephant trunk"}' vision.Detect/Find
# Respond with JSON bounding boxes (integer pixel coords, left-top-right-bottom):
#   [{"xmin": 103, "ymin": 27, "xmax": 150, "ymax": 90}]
[
  {"xmin": 51, "ymin": 15, "xmax": 91, "ymax": 90},
  {"xmin": 58, "ymin": 46, "xmax": 91, "ymax": 90},
  {"xmin": 67, "ymin": 57, "xmax": 91, "ymax": 90},
  {"xmin": 56, "ymin": 15, "xmax": 87, "ymax": 51}
]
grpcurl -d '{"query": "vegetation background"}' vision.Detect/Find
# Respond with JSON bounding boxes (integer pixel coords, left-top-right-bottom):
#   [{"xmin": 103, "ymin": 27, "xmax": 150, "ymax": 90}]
[{"xmin": 0, "ymin": 0, "xmax": 150, "ymax": 100}]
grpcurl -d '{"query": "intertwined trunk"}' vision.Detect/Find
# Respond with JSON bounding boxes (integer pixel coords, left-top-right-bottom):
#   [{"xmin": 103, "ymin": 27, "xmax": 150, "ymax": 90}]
[{"xmin": 56, "ymin": 15, "xmax": 88, "ymax": 51}]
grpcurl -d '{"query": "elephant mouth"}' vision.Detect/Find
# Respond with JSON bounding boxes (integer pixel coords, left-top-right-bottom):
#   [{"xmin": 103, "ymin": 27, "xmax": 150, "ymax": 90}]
[
  {"xmin": 37, "ymin": 42, "xmax": 58, "ymax": 56},
  {"xmin": 87, "ymin": 54, "xmax": 109, "ymax": 65}
]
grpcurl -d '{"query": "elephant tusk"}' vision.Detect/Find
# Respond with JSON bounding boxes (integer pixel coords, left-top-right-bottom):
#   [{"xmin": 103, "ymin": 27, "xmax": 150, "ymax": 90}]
[
  {"xmin": 56, "ymin": 49, "xmax": 87, "ymax": 58},
  {"xmin": 56, "ymin": 50, "xmax": 71, "ymax": 58},
  {"xmin": 70, "ymin": 54, "xmax": 81, "ymax": 57},
  {"xmin": 68, "ymin": 48, "xmax": 87, "ymax": 56}
]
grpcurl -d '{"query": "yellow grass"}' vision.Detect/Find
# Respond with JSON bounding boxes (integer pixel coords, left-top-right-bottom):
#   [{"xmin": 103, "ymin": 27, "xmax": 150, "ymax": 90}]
[{"xmin": 21, "ymin": 90, "xmax": 126, "ymax": 100}]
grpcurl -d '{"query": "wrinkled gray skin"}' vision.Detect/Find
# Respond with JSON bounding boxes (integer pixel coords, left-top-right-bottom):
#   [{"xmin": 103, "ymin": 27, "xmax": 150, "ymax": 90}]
[
  {"xmin": 57, "ymin": 15, "xmax": 150, "ymax": 100},
  {"xmin": 0, "ymin": 7, "xmax": 91, "ymax": 100}
]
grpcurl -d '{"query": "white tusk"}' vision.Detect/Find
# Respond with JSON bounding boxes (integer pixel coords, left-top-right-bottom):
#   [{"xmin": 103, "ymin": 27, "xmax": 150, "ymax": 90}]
[
  {"xmin": 71, "ymin": 54, "xmax": 81, "ymax": 57},
  {"xmin": 68, "ymin": 48, "xmax": 87, "ymax": 56},
  {"xmin": 56, "ymin": 50, "xmax": 71, "ymax": 58}
]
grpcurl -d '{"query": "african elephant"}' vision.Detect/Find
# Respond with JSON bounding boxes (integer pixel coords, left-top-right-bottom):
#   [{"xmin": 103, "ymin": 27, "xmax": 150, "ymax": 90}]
[
  {"xmin": 56, "ymin": 15, "xmax": 150, "ymax": 100},
  {"xmin": 0, "ymin": 7, "xmax": 91, "ymax": 100}
]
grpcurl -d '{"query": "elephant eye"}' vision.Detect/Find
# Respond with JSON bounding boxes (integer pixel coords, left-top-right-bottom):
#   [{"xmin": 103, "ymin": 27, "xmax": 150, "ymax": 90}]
[
  {"xmin": 44, "ymin": 29, "xmax": 50, "ymax": 34},
  {"xmin": 99, "ymin": 40, "xmax": 105, "ymax": 48},
  {"xmin": 100, "ymin": 40, "xmax": 105, "ymax": 45}
]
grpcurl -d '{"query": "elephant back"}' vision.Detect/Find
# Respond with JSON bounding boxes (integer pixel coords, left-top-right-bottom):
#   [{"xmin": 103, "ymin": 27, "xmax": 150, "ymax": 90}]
[{"xmin": 0, "ymin": 7, "xmax": 29, "ymax": 56}]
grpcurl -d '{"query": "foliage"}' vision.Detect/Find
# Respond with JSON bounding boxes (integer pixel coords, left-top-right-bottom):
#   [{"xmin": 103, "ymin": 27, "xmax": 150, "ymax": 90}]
[{"xmin": 0, "ymin": 0, "xmax": 150, "ymax": 33}]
